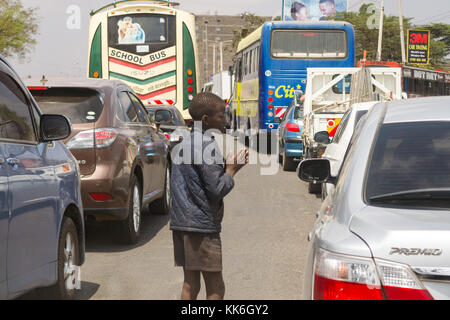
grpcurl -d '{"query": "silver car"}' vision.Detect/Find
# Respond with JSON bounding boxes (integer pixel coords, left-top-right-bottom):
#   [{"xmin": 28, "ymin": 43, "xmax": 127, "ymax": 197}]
[{"xmin": 298, "ymin": 96, "xmax": 450, "ymax": 300}]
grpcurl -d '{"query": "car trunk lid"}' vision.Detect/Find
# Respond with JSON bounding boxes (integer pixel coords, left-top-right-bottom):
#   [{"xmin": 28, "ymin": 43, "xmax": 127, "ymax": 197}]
[{"xmin": 350, "ymin": 206, "xmax": 450, "ymax": 299}]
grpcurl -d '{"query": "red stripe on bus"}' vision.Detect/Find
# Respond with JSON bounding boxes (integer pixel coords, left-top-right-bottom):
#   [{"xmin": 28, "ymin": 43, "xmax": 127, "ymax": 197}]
[
  {"xmin": 137, "ymin": 86, "xmax": 176, "ymax": 100},
  {"xmin": 109, "ymin": 56, "xmax": 176, "ymax": 71}
]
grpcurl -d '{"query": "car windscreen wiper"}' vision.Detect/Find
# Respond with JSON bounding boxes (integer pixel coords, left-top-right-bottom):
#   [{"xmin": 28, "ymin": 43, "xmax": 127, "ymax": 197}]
[{"xmin": 370, "ymin": 188, "xmax": 450, "ymax": 203}]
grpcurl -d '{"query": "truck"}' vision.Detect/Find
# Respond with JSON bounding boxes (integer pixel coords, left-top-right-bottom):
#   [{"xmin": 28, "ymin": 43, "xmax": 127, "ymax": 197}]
[{"xmin": 301, "ymin": 67, "xmax": 403, "ymax": 193}]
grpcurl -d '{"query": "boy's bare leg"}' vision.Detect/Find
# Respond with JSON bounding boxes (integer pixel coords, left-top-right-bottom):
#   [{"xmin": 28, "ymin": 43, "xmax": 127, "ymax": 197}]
[
  {"xmin": 202, "ymin": 271, "xmax": 225, "ymax": 300},
  {"xmin": 181, "ymin": 269, "xmax": 201, "ymax": 300}
]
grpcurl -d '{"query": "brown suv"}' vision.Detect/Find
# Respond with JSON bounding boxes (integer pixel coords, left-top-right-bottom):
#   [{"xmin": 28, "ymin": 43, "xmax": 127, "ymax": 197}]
[{"xmin": 28, "ymin": 79, "xmax": 171, "ymax": 244}]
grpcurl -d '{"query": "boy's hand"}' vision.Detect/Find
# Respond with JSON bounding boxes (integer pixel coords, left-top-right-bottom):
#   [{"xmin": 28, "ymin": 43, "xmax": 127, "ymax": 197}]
[{"xmin": 225, "ymin": 148, "xmax": 249, "ymax": 177}]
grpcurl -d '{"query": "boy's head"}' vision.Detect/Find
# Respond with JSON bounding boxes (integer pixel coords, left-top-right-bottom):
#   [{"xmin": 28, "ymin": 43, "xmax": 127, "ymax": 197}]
[{"xmin": 189, "ymin": 92, "xmax": 226, "ymax": 133}]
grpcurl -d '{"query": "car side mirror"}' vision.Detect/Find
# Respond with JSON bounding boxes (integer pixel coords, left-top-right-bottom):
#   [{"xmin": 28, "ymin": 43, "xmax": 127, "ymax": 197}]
[
  {"xmin": 314, "ymin": 131, "xmax": 331, "ymax": 144},
  {"xmin": 40, "ymin": 114, "xmax": 72, "ymax": 142},
  {"xmin": 297, "ymin": 159, "xmax": 332, "ymax": 184},
  {"xmin": 154, "ymin": 109, "xmax": 172, "ymax": 125}
]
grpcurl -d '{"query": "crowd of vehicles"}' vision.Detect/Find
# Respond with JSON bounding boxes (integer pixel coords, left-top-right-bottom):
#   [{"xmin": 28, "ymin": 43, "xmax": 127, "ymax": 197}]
[
  {"xmin": 0, "ymin": 0, "xmax": 191, "ymax": 299},
  {"xmin": 2, "ymin": 0, "xmax": 449, "ymax": 301}
]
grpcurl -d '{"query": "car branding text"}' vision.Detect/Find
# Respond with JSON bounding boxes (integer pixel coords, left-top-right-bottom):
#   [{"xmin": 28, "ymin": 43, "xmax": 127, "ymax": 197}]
[{"xmin": 389, "ymin": 247, "xmax": 443, "ymax": 256}]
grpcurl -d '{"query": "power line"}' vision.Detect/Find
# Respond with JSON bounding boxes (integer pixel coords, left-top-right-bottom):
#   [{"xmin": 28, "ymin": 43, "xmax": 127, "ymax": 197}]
[{"xmin": 412, "ymin": 10, "xmax": 450, "ymax": 24}]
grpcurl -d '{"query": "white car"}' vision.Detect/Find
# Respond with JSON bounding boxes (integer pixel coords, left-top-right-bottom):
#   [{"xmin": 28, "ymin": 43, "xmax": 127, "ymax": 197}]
[{"xmin": 320, "ymin": 101, "xmax": 378, "ymax": 198}]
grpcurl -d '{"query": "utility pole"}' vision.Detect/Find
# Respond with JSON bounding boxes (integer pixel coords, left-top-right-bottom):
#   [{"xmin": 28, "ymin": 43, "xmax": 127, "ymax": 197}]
[
  {"xmin": 204, "ymin": 21, "xmax": 209, "ymax": 84},
  {"xmin": 212, "ymin": 43, "xmax": 216, "ymax": 75},
  {"xmin": 398, "ymin": 0, "xmax": 406, "ymax": 64},
  {"xmin": 376, "ymin": 0, "xmax": 384, "ymax": 61},
  {"xmin": 219, "ymin": 41, "xmax": 223, "ymax": 72}
]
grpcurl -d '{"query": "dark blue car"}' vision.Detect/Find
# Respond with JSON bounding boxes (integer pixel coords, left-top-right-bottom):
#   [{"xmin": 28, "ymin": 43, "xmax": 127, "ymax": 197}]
[
  {"xmin": 278, "ymin": 99, "xmax": 304, "ymax": 171},
  {"xmin": 0, "ymin": 55, "xmax": 84, "ymax": 299}
]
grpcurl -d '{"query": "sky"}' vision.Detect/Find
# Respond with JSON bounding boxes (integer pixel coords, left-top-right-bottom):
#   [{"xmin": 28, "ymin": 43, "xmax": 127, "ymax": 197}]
[{"xmin": 7, "ymin": 0, "xmax": 450, "ymax": 79}]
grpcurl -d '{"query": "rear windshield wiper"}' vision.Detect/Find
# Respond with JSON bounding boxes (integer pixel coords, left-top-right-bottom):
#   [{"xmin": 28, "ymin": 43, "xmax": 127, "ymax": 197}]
[{"xmin": 370, "ymin": 188, "xmax": 450, "ymax": 203}]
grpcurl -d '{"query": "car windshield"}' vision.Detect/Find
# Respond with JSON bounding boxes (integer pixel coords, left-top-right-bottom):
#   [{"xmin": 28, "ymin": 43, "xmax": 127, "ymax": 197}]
[
  {"xmin": 31, "ymin": 88, "xmax": 104, "ymax": 124},
  {"xmin": 366, "ymin": 121, "xmax": 450, "ymax": 208},
  {"xmin": 147, "ymin": 108, "xmax": 184, "ymax": 126}
]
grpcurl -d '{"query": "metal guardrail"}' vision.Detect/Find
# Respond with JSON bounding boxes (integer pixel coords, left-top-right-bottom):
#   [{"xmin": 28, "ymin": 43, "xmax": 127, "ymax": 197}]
[{"xmin": 90, "ymin": 0, "xmax": 176, "ymax": 16}]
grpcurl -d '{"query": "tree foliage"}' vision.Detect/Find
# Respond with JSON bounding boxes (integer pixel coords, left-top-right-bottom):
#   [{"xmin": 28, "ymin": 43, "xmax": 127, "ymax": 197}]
[
  {"xmin": 335, "ymin": 4, "xmax": 449, "ymax": 69},
  {"xmin": 231, "ymin": 12, "xmax": 270, "ymax": 52},
  {"xmin": 0, "ymin": 0, "xmax": 39, "ymax": 59}
]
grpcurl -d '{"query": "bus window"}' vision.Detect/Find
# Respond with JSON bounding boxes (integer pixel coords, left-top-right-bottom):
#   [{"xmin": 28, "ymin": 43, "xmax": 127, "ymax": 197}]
[
  {"xmin": 249, "ymin": 50, "xmax": 253, "ymax": 75},
  {"xmin": 108, "ymin": 14, "xmax": 175, "ymax": 52},
  {"xmin": 271, "ymin": 30, "xmax": 347, "ymax": 59}
]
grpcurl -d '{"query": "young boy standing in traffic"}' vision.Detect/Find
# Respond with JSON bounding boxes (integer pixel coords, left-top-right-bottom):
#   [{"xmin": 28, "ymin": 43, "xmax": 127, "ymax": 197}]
[{"xmin": 170, "ymin": 92, "xmax": 248, "ymax": 300}]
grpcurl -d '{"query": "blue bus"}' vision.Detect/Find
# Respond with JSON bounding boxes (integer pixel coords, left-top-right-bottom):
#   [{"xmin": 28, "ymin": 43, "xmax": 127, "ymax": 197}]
[{"xmin": 231, "ymin": 21, "xmax": 355, "ymax": 134}]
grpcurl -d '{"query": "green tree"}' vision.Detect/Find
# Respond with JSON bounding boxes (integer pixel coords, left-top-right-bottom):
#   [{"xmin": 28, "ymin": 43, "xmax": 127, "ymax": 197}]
[
  {"xmin": 0, "ymin": 0, "xmax": 39, "ymax": 59},
  {"xmin": 335, "ymin": 4, "xmax": 449, "ymax": 69},
  {"xmin": 231, "ymin": 12, "xmax": 271, "ymax": 52}
]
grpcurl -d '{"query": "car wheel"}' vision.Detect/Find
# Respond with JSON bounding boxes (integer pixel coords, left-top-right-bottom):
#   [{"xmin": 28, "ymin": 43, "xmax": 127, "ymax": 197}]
[
  {"xmin": 308, "ymin": 182, "xmax": 322, "ymax": 194},
  {"xmin": 152, "ymin": 163, "xmax": 171, "ymax": 215},
  {"xmin": 282, "ymin": 152, "xmax": 296, "ymax": 171},
  {"xmin": 38, "ymin": 217, "xmax": 80, "ymax": 300},
  {"xmin": 119, "ymin": 175, "xmax": 142, "ymax": 244}
]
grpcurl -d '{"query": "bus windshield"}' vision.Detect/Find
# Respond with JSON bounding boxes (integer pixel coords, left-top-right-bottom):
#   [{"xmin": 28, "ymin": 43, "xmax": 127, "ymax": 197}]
[
  {"xmin": 108, "ymin": 14, "xmax": 170, "ymax": 46},
  {"xmin": 271, "ymin": 30, "xmax": 347, "ymax": 59}
]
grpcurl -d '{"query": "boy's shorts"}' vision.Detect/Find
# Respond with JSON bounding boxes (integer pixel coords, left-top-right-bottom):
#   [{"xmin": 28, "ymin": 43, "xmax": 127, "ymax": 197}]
[{"xmin": 172, "ymin": 231, "xmax": 222, "ymax": 272}]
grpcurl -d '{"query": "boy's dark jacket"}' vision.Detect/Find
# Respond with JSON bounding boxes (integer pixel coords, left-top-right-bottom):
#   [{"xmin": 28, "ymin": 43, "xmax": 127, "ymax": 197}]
[{"xmin": 169, "ymin": 128, "xmax": 235, "ymax": 233}]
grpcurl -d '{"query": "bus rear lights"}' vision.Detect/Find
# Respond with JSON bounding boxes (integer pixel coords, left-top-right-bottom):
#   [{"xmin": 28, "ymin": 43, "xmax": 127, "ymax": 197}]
[
  {"xmin": 93, "ymin": 72, "xmax": 100, "ymax": 78},
  {"xmin": 187, "ymin": 78, "xmax": 193, "ymax": 84},
  {"xmin": 268, "ymin": 124, "xmax": 274, "ymax": 129},
  {"xmin": 187, "ymin": 86, "xmax": 193, "ymax": 93},
  {"xmin": 187, "ymin": 69, "xmax": 193, "ymax": 76},
  {"xmin": 90, "ymin": 193, "xmax": 113, "ymax": 202},
  {"xmin": 188, "ymin": 95, "xmax": 194, "ymax": 101},
  {"xmin": 268, "ymin": 97, "xmax": 274, "ymax": 103},
  {"xmin": 268, "ymin": 112, "xmax": 274, "ymax": 118},
  {"xmin": 313, "ymin": 248, "xmax": 433, "ymax": 300},
  {"xmin": 268, "ymin": 90, "xmax": 274, "ymax": 96},
  {"xmin": 268, "ymin": 104, "xmax": 274, "ymax": 110}
]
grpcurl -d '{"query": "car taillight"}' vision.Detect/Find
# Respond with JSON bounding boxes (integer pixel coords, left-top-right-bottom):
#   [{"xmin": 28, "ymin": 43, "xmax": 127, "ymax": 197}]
[
  {"xmin": 376, "ymin": 260, "xmax": 434, "ymax": 300},
  {"xmin": 66, "ymin": 128, "xmax": 118, "ymax": 150},
  {"xmin": 286, "ymin": 122, "xmax": 300, "ymax": 133},
  {"xmin": 164, "ymin": 133, "xmax": 170, "ymax": 140},
  {"xmin": 313, "ymin": 248, "xmax": 433, "ymax": 300}
]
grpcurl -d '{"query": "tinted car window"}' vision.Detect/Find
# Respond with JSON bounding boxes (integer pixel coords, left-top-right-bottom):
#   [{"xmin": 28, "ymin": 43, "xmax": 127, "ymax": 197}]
[
  {"xmin": 147, "ymin": 108, "xmax": 185, "ymax": 126},
  {"xmin": 128, "ymin": 93, "xmax": 149, "ymax": 124},
  {"xmin": 118, "ymin": 91, "xmax": 139, "ymax": 123},
  {"xmin": 32, "ymin": 88, "xmax": 104, "ymax": 124},
  {"xmin": 0, "ymin": 71, "xmax": 35, "ymax": 142},
  {"xmin": 366, "ymin": 121, "xmax": 450, "ymax": 203}
]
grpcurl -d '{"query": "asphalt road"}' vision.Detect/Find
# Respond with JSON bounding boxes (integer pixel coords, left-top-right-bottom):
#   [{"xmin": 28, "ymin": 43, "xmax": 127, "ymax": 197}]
[{"xmin": 74, "ymin": 144, "xmax": 322, "ymax": 300}]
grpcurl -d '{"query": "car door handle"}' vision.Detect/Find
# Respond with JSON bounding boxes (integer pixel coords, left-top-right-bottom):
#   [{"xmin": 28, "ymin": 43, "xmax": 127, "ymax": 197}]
[{"xmin": 7, "ymin": 158, "xmax": 19, "ymax": 166}]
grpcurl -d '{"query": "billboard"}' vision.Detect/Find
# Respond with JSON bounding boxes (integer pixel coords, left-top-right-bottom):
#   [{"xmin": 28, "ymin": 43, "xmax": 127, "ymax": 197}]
[
  {"xmin": 407, "ymin": 29, "xmax": 430, "ymax": 65},
  {"xmin": 282, "ymin": 0, "xmax": 348, "ymax": 21}
]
